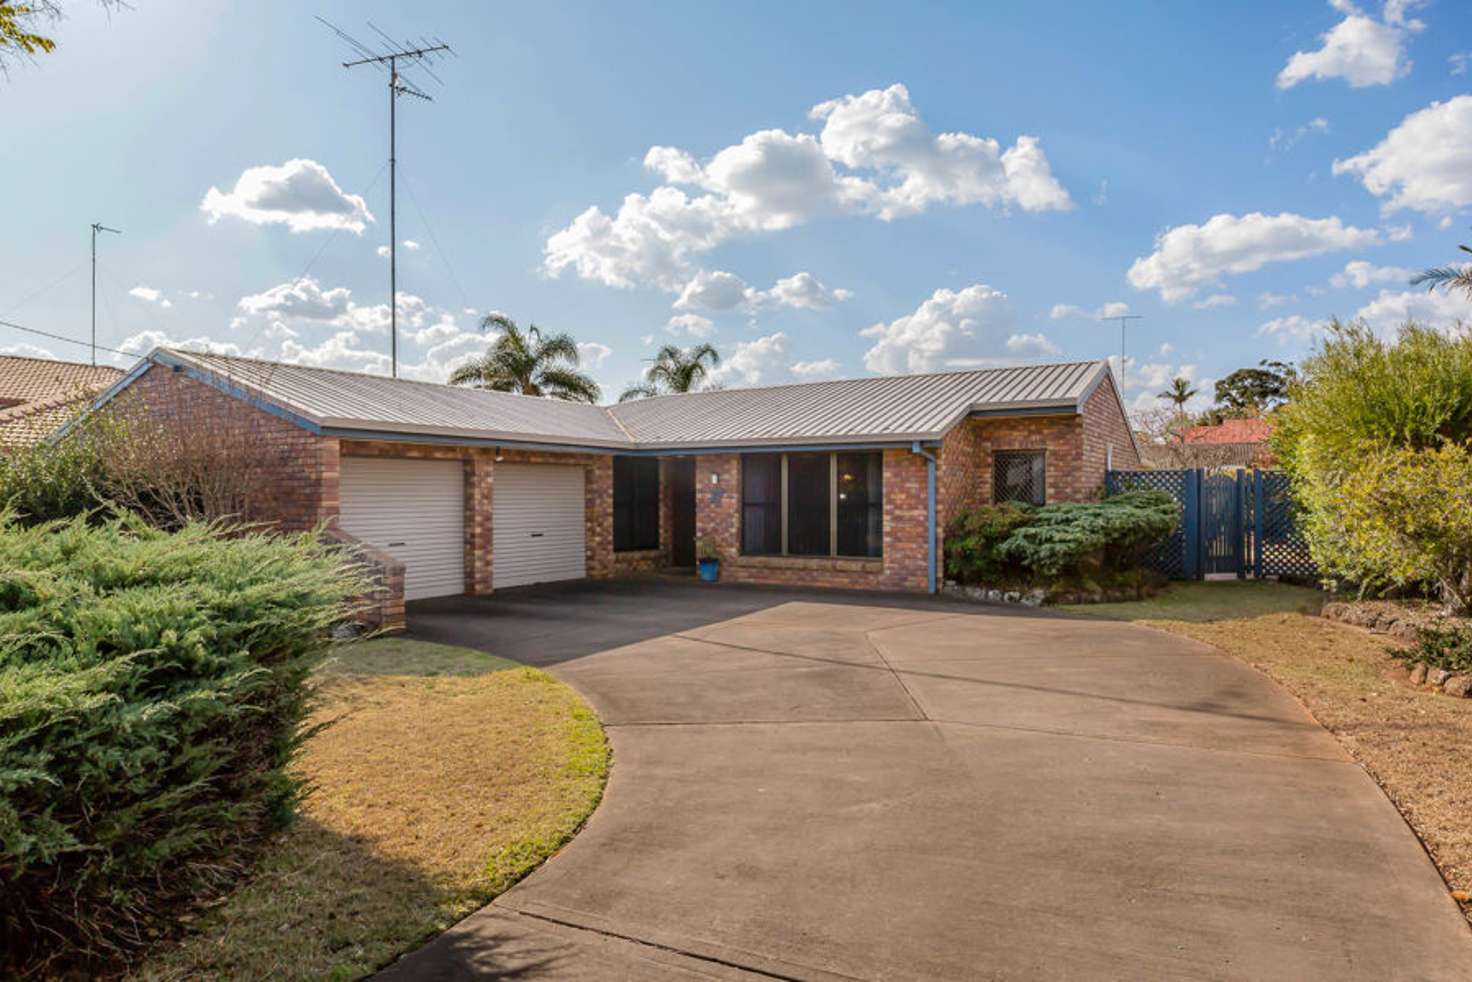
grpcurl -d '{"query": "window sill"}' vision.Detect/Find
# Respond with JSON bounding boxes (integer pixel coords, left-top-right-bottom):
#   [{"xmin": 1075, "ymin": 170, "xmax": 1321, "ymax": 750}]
[
  {"xmin": 614, "ymin": 547, "xmax": 663, "ymax": 557},
  {"xmin": 732, "ymin": 554, "xmax": 883, "ymax": 574}
]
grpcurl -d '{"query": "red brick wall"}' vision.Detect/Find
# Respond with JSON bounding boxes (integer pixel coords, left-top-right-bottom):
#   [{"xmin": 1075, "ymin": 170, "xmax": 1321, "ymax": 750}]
[
  {"xmin": 1079, "ymin": 373, "xmax": 1139, "ymax": 486},
  {"xmin": 100, "ymin": 363, "xmax": 338, "ymax": 529},
  {"xmin": 689, "ymin": 449, "xmax": 930, "ymax": 592}
]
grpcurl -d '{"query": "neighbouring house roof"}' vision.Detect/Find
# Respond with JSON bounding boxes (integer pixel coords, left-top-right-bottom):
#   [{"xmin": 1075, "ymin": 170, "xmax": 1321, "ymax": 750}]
[
  {"xmin": 1182, "ymin": 418, "xmax": 1272, "ymax": 446},
  {"xmin": 0, "ymin": 355, "xmax": 124, "ymax": 449},
  {"xmin": 71, "ymin": 347, "xmax": 1127, "ymax": 453}
]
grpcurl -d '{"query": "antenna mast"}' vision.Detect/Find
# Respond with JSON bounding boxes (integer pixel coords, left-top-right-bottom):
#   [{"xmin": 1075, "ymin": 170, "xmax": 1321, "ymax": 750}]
[
  {"xmin": 320, "ymin": 18, "xmax": 451, "ymax": 379},
  {"xmin": 1100, "ymin": 313, "xmax": 1143, "ymax": 390},
  {"xmin": 90, "ymin": 222, "xmax": 121, "ymax": 366}
]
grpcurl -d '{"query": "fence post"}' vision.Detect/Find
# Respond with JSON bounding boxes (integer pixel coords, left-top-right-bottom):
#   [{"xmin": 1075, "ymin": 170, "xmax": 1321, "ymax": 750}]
[
  {"xmin": 1253, "ymin": 467, "xmax": 1265, "ymax": 579},
  {"xmin": 1234, "ymin": 469, "xmax": 1246, "ymax": 579},
  {"xmin": 1183, "ymin": 468, "xmax": 1202, "ymax": 580}
]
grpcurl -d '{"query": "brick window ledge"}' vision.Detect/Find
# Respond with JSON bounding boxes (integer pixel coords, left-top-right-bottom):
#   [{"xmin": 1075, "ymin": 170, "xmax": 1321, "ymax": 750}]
[
  {"xmin": 613, "ymin": 547, "xmax": 664, "ymax": 558},
  {"xmin": 732, "ymin": 554, "xmax": 883, "ymax": 575}
]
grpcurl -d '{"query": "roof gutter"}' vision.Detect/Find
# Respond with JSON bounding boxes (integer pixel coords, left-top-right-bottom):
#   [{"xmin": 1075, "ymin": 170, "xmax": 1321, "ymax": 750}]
[{"xmin": 909, "ymin": 441, "xmax": 939, "ymax": 595}]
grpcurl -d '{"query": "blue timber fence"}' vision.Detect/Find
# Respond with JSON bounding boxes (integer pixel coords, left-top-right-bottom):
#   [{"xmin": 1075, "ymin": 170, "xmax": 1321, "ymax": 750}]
[{"xmin": 1105, "ymin": 468, "xmax": 1316, "ymax": 581}]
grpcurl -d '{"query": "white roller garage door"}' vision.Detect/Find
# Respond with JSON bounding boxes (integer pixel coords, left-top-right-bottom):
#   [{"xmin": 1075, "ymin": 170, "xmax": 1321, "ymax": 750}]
[
  {"xmin": 339, "ymin": 457, "xmax": 466, "ymax": 601},
  {"xmin": 493, "ymin": 464, "xmax": 586, "ymax": 589}
]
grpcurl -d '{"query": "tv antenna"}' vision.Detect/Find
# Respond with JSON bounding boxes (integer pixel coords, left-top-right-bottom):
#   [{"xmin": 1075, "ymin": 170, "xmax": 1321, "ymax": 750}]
[
  {"xmin": 90, "ymin": 222, "xmax": 121, "ymax": 366},
  {"xmin": 1099, "ymin": 313, "xmax": 1143, "ymax": 389},
  {"xmin": 319, "ymin": 17, "xmax": 452, "ymax": 378}
]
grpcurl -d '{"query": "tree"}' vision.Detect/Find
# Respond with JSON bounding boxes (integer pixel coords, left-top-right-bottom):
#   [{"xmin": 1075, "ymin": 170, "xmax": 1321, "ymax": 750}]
[
  {"xmin": 619, "ymin": 343, "xmax": 720, "ymax": 402},
  {"xmin": 1207, "ymin": 359, "xmax": 1297, "ymax": 420},
  {"xmin": 449, "ymin": 313, "xmax": 601, "ymax": 403},
  {"xmin": 1, "ymin": 2, "xmax": 123, "ymax": 75},
  {"xmin": 1156, "ymin": 376, "xmax": 1197, "ymax": 411},
  {"xmin": 1410, "ymin": 238, "xmax": 1472, "ymax": 300},
  {"xmin": 1273, "ymin": 320, "xmax": 1472, "ymax": 612}
]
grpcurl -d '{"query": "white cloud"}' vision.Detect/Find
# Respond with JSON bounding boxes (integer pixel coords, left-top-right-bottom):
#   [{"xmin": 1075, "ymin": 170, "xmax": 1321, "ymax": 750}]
[
  {"xmin": 1127, "ymin": 212, "xmax": 1381, "ymax": 302},
  {"xmin": 236, "ymin": 277, "xmax": 352, "ymax": 322},
  {"xmin": 402, "ymin": 240, "xmax": 421, "ymax": 251},
  {"xmin": 1050, "ymin": 300, "xmax": 1130, "ymax": 319},
  {"xmin": 128, "ymin": 285, "xmax": 173, "ymax": 309},
  {"xmin": 0, "ymin": 342, "xmax": 59, "ymax": 360},
  {"xmin": 790, "ymin": 358, "xmax": 839, "ymax": 378},
  {"xmin": 1158, "ymin": 342, "xmax": 1175, "ymax": 355},
  {"xmin": 1352, "ymin": 288, "xmax": 1472, "ymax": 335},
  {"xmin": 200, "ymin": 159, "xmax": 374, "ymax": 234},
  {"xmin": 1257, "ymin": 315, "xmax": 1330, "ymax": 344},
  {"xmin": 377, "ymin": 246, "xmax": 390, "ymax": 258},
  {"xmin": 1451, "ymin": 52, "xmax": 1470, "ymax": 76},
  {"xmin": 707, "ymin": 332, "xmax": 789, "ymax": 387},
  {"xmin": 1121, "ymin": 360, "xmax": 1211, "ymax": 414},
  {"xmin": 1277, "ymin": 0, "xmax": 1423, "ymax": 90},
  {"xmin": 545, "ymin": 83, "xmax": 1069, "ymax": 292},
  {"xmin": 114, "ymin": 330, "xmax": 256, "ymax": 364},
  {"xmin": 1330, "ymin": 259, "xmax": 1414, "ymax": 288},
  {"xmin": 577, "ymin": 341, "xmax": 612, "ymax": 368},
  {"xmin": 665, "ymin": 313, "xmax": 715, "ymax": 338},
  {"xmin": 672, "ymin": 268, "xmax": 851, "ymax": 313},
  {"xmin": 1268, "ymin": 117, "xmax": 1330, "ymax": 154},
  {"xmin": 1386, "ymin": 223, "xmax": 1414, "ymax": 241},
  {"xmin": 1258, "ymin": 292, "xmax": 1295, "ymax": 309},
  {"xmin": 1332, "ymin": 96, "xmax": 1472, "ymax": 216},
  {"xmin": 1004, "ymin": 332, "xmax": 1061, "ymax": 357},
  {"xmin": 860, "ymin": 284, "xmax": 1016, "ymax": 374},
  {"xmin": 1192, "ymin": 293, "xmax": 1237, "ymax": 309}
]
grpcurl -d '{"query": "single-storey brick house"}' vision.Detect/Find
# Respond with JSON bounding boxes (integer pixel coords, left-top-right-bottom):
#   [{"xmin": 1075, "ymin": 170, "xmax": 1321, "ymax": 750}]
[{"xmin": 72, "ymin": 348, "xmax": 1138, "ymax": 629}]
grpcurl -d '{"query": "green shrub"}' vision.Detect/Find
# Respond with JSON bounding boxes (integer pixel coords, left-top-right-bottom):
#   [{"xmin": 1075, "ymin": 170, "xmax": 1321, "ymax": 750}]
[
  {"xmin": 945, "ymin": 502, "xmax": 1034, "ymax": 584},
  {"xmin": 999, "ymin": 490, "xmax": 1179, "ymax": 578},
  {"xmin": 0, "ymin": 439, "xmax": 110, "ymax": 525},
  {"xmin": 0, "ymin": 512, "xmax": 365, "ymax": 973},
  {"xmin": 1393, "ymin": 624, "xmax": 1472, "ymax": 675},
  {"xmin": 1274, "ymin": 321, "xmax": 1472, "ymax": 611}
]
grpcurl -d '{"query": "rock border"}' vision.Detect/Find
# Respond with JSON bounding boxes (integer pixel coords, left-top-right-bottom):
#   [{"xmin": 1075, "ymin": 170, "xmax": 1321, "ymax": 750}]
[
  {"xmin": 942, "ymin": 581, "xmax": 1157, "ymax": 608},
  {"xmin": 1406, "ymin": 662, "xmax": 1472, "ymax": 698}
]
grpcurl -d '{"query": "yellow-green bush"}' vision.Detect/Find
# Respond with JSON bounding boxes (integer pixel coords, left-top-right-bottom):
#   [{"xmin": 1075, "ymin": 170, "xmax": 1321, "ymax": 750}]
[{"xmin": 0, "ymin": 512, "xmax": 364, "ymax": 974}]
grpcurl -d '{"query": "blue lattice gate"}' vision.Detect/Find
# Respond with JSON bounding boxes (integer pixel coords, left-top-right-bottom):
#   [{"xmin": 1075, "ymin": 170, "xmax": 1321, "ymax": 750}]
[{"xmin": 1107, "ymin": 468, "xmax": 1315, "ymax": 581}]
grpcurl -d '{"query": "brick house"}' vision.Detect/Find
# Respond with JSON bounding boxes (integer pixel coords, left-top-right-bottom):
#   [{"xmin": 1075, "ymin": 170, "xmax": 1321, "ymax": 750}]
[{"xmin": 70, "ymin": 348, "xmax": 1138, "ymax": 630}]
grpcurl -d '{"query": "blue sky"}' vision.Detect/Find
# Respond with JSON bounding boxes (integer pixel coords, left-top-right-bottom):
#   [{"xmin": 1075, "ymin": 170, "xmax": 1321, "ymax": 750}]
[{"xmin": 3, "ymin": 0, "xmax": 1470, "ymax": 412}]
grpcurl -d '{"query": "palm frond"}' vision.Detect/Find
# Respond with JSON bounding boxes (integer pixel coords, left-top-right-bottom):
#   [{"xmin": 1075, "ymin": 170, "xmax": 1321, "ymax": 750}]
[
  {"xmin": 619, "ymin": 383, "xmax": 658, "ymax": 402},
  {"xmin": 536, "ymin": 366, "xmax": 601, "ymax": 403}
]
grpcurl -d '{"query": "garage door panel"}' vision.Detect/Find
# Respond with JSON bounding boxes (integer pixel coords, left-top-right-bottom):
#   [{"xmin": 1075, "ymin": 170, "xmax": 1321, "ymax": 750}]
[
  {"xmin": 339, "ymin": 457, "xmax": 466, "ymax": 601},
  {"xmin": 493, "ymin": 464, "xmax": 586, "ymax": 589}
]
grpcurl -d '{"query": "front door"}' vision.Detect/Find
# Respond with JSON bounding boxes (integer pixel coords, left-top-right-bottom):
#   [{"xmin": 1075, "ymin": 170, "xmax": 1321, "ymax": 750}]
[{"xmin": 669, "ymin": 457, "xmax": 696, "ymax": 567}]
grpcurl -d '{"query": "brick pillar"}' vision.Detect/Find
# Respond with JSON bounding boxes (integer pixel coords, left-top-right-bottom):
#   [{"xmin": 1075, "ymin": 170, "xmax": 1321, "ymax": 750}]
[
  {"xmin": 694, "ymin": 454, "xmax": 740, "ymax": 560},
  {"xmin": 585, "ymin": 455, "xmax": 614, "ymax": 578},
  {"xmin": 466, "ymin": 453, "xmax": 493, "ymax": 594}
]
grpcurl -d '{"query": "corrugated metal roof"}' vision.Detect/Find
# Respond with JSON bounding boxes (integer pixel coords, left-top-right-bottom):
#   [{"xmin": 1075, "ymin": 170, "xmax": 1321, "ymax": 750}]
[
  {"xmin": 174, "ymin": 351, "xmax": 633, "ymax": 447},
  {"xmin": 124, "ymin": 349, "xmax": 1111, "ymax": 451},
  {"xmin": 607, "ymin": 361, "xmax": 1105, "ymax": 447}
]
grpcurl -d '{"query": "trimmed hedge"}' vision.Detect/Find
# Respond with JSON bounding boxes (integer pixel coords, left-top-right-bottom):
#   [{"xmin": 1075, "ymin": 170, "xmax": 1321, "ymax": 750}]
[
  {"xmin": 0, "ymin": 512, "xmax": 364, "ymax": 973},
  {"xmin": 945, "ymin": 490, "xmax": 1178, "ymax": 585}
]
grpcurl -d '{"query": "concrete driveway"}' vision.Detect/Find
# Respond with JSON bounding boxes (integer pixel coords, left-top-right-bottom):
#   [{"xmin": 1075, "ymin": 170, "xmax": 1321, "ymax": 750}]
[{"xmin": 382, "ymin": 580, "xmax": 1471, "ymax": 980}]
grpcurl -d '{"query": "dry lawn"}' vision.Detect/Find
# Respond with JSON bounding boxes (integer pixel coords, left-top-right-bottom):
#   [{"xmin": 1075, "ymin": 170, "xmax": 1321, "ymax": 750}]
[
  {"xmin": 136, "ymin": 637, "xmax": 609, "ymax": 980},
  {"xmin": 1067, "ymin": 581, "xmax": 1472, "ymax": 923}
]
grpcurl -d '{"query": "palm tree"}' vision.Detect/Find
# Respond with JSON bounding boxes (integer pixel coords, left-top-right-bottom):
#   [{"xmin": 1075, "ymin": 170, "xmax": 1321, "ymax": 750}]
[
  {"xmin": 619, "ymin": 343, "xmax": 721, "ymax": 402},
  {"xmin": 449, "ymin": 313, "xmax": 601, "ymax": 403},
  {"xmin": 1157, "ymin": 376, "xmax": 1197, "ymax": 410},
  {"xmin": 1410, "ymin": 239, "xmax": 1472, "ymax": 300}
]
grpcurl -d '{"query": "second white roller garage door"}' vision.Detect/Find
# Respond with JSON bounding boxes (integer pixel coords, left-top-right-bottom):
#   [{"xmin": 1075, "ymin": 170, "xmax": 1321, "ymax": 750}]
[{"xmin": 492, "ymin": 463, "xmax": 587, "ymax": 588}]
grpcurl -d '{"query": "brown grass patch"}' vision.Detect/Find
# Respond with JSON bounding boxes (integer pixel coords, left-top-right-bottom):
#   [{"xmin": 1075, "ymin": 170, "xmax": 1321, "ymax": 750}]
[
  {"xmin": 1069, "ymin": 581, "xmax": 1472, "ymax": 924},
  {"xmin": 135, "ymin": 638, "xmax": 608, "ymax": 980}
]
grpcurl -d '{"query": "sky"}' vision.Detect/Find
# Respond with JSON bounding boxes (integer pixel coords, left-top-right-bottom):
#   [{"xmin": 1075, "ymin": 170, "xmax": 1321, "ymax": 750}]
[{"xmin": 2, "ymin": 0, "xmax": 1471, "ymax": 414}]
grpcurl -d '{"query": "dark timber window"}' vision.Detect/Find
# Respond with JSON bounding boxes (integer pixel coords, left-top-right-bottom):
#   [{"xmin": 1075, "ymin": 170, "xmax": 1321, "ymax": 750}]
[
  {"xmin": 740, "ymin": 455, "xmax": 782, "ymax": 555},
  {"xmin": 741, "ymin": 451, "xmax": 883, "ymax": 558},
  {"xmin": 993, "ymin": 450, "xmax": 1046, "ymax": 506},
  {"xmin": 613, "ymin": 456, "xmax": 660, "ymax": 551}
]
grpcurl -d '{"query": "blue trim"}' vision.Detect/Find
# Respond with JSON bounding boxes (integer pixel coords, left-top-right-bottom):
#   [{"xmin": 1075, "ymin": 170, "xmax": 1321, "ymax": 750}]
[
  {"xmin": 48, "ymin": 355, "xmax": 155, "ymax": 443},
  {"xmin": 910, "ymin": 441, "xmax": 938, "ymax": 595},
  {"xmin": 1253, "ymin": 467, "xmax": 1265, "ymax": 579},
  {"xmin": 967, "ymin": 404, "xmax": 1077, "ymax": 419},
  {"xmin": 326, "ymin": 426, "xmax": 932, "ymax": 457},
  {"xmin": 1183, "ymin": 469, "xmax": 1203, "ymax": 580}
]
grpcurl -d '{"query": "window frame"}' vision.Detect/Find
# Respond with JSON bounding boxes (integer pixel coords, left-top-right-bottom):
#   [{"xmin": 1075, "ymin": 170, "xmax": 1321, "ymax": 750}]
[
  {"xmin": 991, "ymin": 449, "xmax": 1047, "ymax": 506},
  {"xmin": 740, "ymin": 451, "xmax": 883, "ymax": 559},
  {"xmin": 612, "ymin": 455, "xmax": 661, "ymax": 552}
]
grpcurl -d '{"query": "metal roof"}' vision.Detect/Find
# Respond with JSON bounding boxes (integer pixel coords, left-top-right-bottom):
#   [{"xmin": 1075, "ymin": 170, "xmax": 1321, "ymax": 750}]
[{"xmin": 89, "ymin": 348, "xmax": 1116, "ymax": 452}]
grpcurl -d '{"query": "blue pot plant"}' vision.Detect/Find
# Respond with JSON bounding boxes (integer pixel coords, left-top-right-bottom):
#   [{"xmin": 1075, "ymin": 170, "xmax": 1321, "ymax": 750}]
[{"xmin": 696, "ymin": 535, "xmax": 720, "ymax": 582}]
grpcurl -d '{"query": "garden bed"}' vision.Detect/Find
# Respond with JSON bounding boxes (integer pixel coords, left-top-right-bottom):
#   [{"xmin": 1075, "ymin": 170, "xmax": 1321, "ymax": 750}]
[
  {"xmin": 1321, "ymin": 599, "xmax": 1471, "ymax": 642},
  {"xmin": 135, "ymin": 638, "xmax": 609, "ymax": 980}
]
